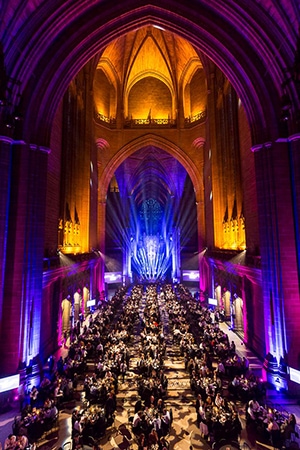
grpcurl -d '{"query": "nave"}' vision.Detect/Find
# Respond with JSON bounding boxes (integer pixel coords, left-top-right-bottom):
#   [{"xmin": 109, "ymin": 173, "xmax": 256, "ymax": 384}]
[{"xmin": 1, "ymin": 284, "xmax": 300, "ymax": 450}]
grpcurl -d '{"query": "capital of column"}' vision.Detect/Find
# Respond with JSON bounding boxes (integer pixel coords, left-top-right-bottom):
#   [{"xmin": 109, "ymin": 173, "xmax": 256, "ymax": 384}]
[
  {"xmin": 275, "ymin": 132, "xmax": 300, "ymax": 143},
  {"xmin": 29, "ymin": 143, "xmax": 51, "ymax": 154},
  {"xmin": 0, "ymin": 136, "xmax": 14, "ymax": 144},
  {"xmin": 251, "ymin": 141, "xmax": 272, "ymax": 152},
  {"xmin": 0, "ymin": 137, "xmax": 51, "ymax": 154},
  {"xmin": 251, "ymin": 134, "xmax": 300, "ymax": 152}
]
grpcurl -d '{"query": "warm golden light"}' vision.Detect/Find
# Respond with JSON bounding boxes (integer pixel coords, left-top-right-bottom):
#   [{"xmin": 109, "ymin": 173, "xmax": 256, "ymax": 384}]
[{"xmin": 222, "ymin": 215, "xmax": 246, "ymax": 250}]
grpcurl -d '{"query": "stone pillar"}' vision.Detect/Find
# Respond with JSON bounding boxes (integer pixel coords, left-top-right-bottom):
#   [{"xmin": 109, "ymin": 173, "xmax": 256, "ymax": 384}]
[
  {"xmin": 253, "ymin": 136, "xmax": 300, "ymax": 392},
  {"xmin": 174, "ymin": 228, "xmax": 181, "ymax": 281},
  {"xmin": 194, "ymin": 138, "xmax": 206, "ymax": 296},
  {"xmin": 123, "ymin": 236, "xmax": 132, "ymax": 284},
  {"xmin": 0, "ymin": 140, "xmax": 49, "ymax": 374},
  {"xmin": 97, "ymin": 198, "xmax": 106, "ymax": 294},
  {"xmin": 0, "ymin": 137, "xmax": 13, "ymax": 332},
  {"xmin": 241, "ymin": 275, "xmax": 248, "ymax": 344},
  {"xmin": 196, "ymin": 197, "xmax": 206, "ymax": 295},
  {"xmin": 170, "ymin": 227, "xmax": 180, "ymax": 282}
]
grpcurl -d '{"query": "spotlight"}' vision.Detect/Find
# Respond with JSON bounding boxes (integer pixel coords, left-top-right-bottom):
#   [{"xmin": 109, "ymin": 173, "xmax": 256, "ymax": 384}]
[
  {"xmin": 281, "ymin": 109, "xmax": 290, "ymax": 121},
  {"xmin": 13, "ymin": 108, "xmax": 22, "ymax": 121},
  {"xmin": 280, "ymin": 93, "xmax": 292, "ymax": 122},
  {"xmin": 5, "ymin": 114, "xmax": 14, "ymax": 128}
]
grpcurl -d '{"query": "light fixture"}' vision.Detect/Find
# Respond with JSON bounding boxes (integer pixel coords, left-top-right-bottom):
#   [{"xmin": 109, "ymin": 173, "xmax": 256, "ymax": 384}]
[
  {"xmin": 5, "ymin": 114, "xmax": 14, "ymax": 129},
  {"xmin": 281, "ymin": 109, "xmax": 290, "ymax": 121},
  {"xmin": 280, "ymin": 91, "xmax": 292, "ymax": 122},
  {"xmin": 13, "ymin": 107, "xmax": 22, "ymax": 121}
]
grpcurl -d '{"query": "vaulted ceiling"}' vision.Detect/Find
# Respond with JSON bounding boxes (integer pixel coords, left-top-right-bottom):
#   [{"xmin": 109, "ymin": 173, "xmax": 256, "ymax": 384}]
[
  {"xmin": 2, "ymin": 1, "xmax": 299, "ymax": 145},
  {"xmin": 115, "ymin": 146, "xmax": 187, "ymax": 208},
  {"xmin": 97, "ymin": 25, "xmax": 202, "ymax": 96}
]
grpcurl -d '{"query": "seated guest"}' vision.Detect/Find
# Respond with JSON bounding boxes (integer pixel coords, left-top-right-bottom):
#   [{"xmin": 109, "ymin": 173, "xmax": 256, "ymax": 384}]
[
  {"xmin": 148, "ymin": 428, "xmax": 159, "ymax": 446},
  {"xmin": 132, "ymin": 411, "xmax": 143, "ymax": 435},
  {"xmin": 73, "ymin": 416, "xmax": 83, "ymax": 435},
  {"xmin": 45, "ymin": 403, "xmax": 58, "ymax": 420},
  {"xmin": 140, "ymin": 413, "xmax": 151, "ymax": 435},
  {"xmin": 282, "ymin": 413, "xmax": 297, "ymax": 442},
  {"xmin": 217, "ymin": 360, "xmax": 226, "ymax": 377},
  {"xmin": 16, "ymin": 434, "xmax": 28, "ymax": 450},
  {"xmin": 267, "ymin": 417, "xmax": 281, "ymax": 448},
  {"xmin": 153, "ymin": 413, "xmax": 163, "ymax": 438},
  {"xmin": 156, "ymin": 398, "xmax": 164, "ymax": 413},
  {"xmin": 134, "ymin": 398, "xmax": 143, "ymax": 414},
  {"xmin": 205, "ymin": 395, "xmax": 213, "ymax": 408},
  {"xmin": 43, "ymin": 397, "xmax": 53, "ymax": 410},
  {"xmin": 247, "ymin": 398, "xmax": 260, "ymax": 422},
  {"xmin": 29, "ymin": 386, "xmax": 38, "ymax": 407},
  {"xmin": 241, "ymin": 356, "xmax": 249, "ymax": 375},
  {"xmin": 230, "ymin": 412, "xmax": 242, "ymax": 441},
  {"xmin": 72, "ymin": 433, "xmax": 83, "ymax": 450},
  {"xmin": 161, "ymin": 409, "xmax": 171, "ymax": 436},
  {"xmin": 4, "ymin": 435, "xmax": 17, "ymax": 450},
  {"xmin": 158, "ymin": 436, "xmax": 169, "ymax": 450},
  {"xmin": 228, "ymin": 375, "xmax": 240, "ymax": 397},
  {"xmin": 230, "ymin": 341, "xmax": 236, "ymax": 354},
  {"xmin": 137, "ymin": 432, "xmax": 146, "ymax": 450},
  {"xmin": 215, "ymin": 392, "xmax": 224, "ymax": 408},
  {"xmin": 53, "ymin": 382, "xmax": 64, "ymax": 407}
]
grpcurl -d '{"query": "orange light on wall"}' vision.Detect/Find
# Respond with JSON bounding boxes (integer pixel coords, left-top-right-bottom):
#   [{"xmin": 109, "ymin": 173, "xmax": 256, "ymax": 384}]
[{"xmin": 221, "ymin": 216, "xmax": 246, "ymax": 250}]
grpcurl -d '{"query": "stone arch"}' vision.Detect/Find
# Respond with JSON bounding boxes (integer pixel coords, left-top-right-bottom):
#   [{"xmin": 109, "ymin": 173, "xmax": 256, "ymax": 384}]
[
  {"xmin": 98, "ymin": 133, "xmax": 203, "ymax": 203},
  {"xmin": 98, "ymin": 133, "xmax": 205, "ymax": 285},
  {"xmin": 4, "ymin": 2, "xmax": 297, "ymax": 146}
]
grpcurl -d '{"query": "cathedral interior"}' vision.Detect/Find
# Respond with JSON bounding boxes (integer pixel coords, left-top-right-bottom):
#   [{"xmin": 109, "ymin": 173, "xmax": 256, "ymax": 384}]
[{"xmin": 1, "ymin": 0, "xmax": 300, "ymax": 399}]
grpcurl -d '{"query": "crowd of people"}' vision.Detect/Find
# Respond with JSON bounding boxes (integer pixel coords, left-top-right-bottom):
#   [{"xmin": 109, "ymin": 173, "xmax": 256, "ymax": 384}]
[
  {"xmin": 4, "ymin": 282, "xmax": 299, "ymax": 450},
  {"xmin": 11, "ymin": 288, "xmax": 130, "ymax": 448},
  {"xmin": 164, "ymin": 283, "xmax": 298, "ymax": 449}
]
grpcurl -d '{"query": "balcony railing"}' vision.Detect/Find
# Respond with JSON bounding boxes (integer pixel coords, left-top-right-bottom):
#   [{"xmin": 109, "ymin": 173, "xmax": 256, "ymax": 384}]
[
  {"xmin": 95, "ymin": 113, "xmax": 117, "ymax": 128},
  {"xmin": 124, "ymin": 118, "xmax": 177, "ymax": 128},
  {"xmin": 95, "ymin": 111, "xmax": 206, "ymax": 129},
  {"xmin": 184, "ymin": 110, "xmax": 207, "ymax": 127}
]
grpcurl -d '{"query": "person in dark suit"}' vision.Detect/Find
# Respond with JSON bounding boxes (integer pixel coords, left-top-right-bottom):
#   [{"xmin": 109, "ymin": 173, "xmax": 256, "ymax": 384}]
[{"xmin": 105, "ymin": 391, "xmax": 116, "ymax": 421}]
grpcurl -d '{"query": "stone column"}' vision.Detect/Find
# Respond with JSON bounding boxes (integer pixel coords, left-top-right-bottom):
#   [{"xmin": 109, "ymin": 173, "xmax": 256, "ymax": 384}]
[
  {"xmin": 0, "ymin": 140, "xmax": 49, "ymax": 374},
  {"xmin": 97, "ymin": 198, "xmax": 106, "ymax": 295},
  {"xmin": 253, "ymin": 135, "xmax": 300, "ymax": 392},
  {"xmin": 0, "ymin": 137, "xmax": 13, "ymax": 332}
]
